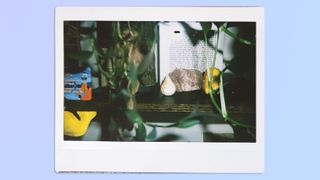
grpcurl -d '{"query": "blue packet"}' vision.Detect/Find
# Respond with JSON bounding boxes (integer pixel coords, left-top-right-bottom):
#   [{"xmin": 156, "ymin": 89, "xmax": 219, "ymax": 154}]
[{"xmin": 64, "ymin": 67, "xmax": 92, "ymax": 101}]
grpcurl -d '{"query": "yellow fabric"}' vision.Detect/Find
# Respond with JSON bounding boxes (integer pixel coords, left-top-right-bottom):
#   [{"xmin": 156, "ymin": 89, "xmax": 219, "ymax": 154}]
[{"xmin": 64, "ymin": 111, "xmax": 97, "ymax": 137}]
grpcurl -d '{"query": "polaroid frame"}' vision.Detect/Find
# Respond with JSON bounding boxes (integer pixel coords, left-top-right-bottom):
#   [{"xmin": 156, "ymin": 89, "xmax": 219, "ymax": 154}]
[{"xmin": 55, "ymin": 7, "xmax": 264, "ymax": 173}]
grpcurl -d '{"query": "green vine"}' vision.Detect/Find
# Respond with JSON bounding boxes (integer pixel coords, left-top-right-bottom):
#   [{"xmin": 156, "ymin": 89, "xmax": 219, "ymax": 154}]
[
  {"xmin": 221, "ymin": 25, "xmax": 254, "ymax": 46},
  {"xmin": 203, "ymin": 23, "xmax": 255, "ymax": 129}
]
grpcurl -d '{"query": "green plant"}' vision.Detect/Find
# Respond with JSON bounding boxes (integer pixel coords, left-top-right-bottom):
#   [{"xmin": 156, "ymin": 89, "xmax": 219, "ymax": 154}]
[
  {"xmin": 67, "ymin": 21, "xmax": 256, "ymax": 141},
  {"xmin": 200, "ymin": 22, "xmax": 255, "ymax": 129}
]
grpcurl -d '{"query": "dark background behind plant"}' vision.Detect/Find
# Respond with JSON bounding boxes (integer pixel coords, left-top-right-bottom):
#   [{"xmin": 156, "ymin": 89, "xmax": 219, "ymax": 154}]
[{"xmin": 64, "ymin": 21, "xmax": 256, "ymax": 142}]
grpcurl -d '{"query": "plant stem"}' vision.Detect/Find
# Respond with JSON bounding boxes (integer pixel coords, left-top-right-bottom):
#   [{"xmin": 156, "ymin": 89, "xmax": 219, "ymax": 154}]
[
  {"xmin": 214, "ymin": 27, "xmax": 228, "ymax": 119},
  {"xmin": 117, "ymin": 22, "xmax": 123, "ymax": 40},
  {"xmin": 205, "ymin": 25, "xmax": 255, "ymax": 129},
  {"xmin": 208, "ymin": 92, "xmax": 254, "ymax": 128},
  {"xmin": 127, "ymin": 21, "xmax": 133, "ymax": 37},
  {"xmin": 203, "ymin": 32, "xmax": 212, "ymax": 82},
  {"xmin": 146, "ymin": 123, "xmax": 176, "ymax": 128},
  {"xmin": 212, "ymin": 27, "xmax": 220, "ymax": 69},
  {"xmin": 221, "ymin": 26, "xmax": 253, "ymax": 46},
  {"xmin": 219, "ymin": 74, "xmax": 228, "ymax": 118}
]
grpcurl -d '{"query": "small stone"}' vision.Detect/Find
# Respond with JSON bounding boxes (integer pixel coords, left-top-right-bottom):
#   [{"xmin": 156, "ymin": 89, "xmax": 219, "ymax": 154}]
[{"xmin": 169, "ymin": 69, "xmax": 203, "ymax": 92}]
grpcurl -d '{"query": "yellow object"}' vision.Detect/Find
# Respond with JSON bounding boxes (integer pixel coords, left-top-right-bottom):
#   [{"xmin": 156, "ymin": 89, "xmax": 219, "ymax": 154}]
[
  {"xmin": 203, "ymin": 68, "xmax": 221, "ymax": 94},
  {"xmin": 64, "ymin": 111, "xmax": 97, "ymax": 137}
]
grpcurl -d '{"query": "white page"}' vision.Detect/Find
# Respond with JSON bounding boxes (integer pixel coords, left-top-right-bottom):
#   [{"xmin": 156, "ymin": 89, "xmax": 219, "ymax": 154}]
[{"xmin": 159, "ymin": 22, "xmax": 225, "ymax": 83}]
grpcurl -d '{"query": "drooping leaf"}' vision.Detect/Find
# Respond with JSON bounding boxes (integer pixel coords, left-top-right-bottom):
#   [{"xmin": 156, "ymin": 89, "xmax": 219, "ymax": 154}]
[
  {"xmin": 120, "ymin": 89, "xmax": 131, "ymax": 98},
  {"xmin": 146, "ymin": 126, "xmax": 157, "ymax": 140},
  {"xmin": 125, "ymin": 109, "xmax": 143, "ymax": 124},
  {"xmin": 180, "ymin": 22, "xmax": 215, "ymax": 47},
  {"xmin": 182, "ymin": 111, "xmax": 224, "ymax": 123},
  {"xmin": 221, "ymin": 25, "xmax": 254, "ymax": 46},
  {"xmin": 135, "ymin": 122, "xmax": 146, "ymax": 141},
  {"xmin": 213, "ymin": 22, "xmax": 225, "ymax": 28},
  {"xmin": 200, "ymin": 22, "xmax": 212, "ymax": 34},
  {"xmin": 68, "ymin": 51, "xmax": 93, "ymax": 61},
  {"xmin": 92, "ymin": 37, "xmax": 104, "ymax": 57},
  {"xmin": 176, "ymin": 118, "xmax": 200, "ymax": 128},
  {"xmin": 145, "ymin": 111, "xmax": 224, "ymax": 129},
  {"xmin": 127, "ymin": 62, "xmax": 139, "ymax": 90}
]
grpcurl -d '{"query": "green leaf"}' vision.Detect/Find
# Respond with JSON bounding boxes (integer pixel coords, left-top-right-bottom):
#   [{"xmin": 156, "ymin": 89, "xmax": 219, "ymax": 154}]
[
  {"xmin": 180, "ymin": 22, "xmax": 215, "ymax": 47},
  {"xmin": 213, "ymin": 22, "xmax": 225, "ymax": 28},
  {"xmin": 219, "ymin": 74, "xmax": 228, "ymax": 119},
  {"xmin": 221, "ymin": 26, "xmax": 253, "ymax": 46},
  {"xmin": 200, "ymin": 22, "xmax": 212, "ymax": 34},
  {"xmin": 120, "ymin": 89, "xmax": 131, "ymax": 98},
  {"xmin": 125, "ymin": 110, "xmax": 143, "ymax": 124},
  {"xmin": 92, "ymin": 37, "xmax": 104, "ymax": 57},
  {"xmin": 183, "ymin": 111, "xmax": 223, "ymax": 123},
  {"xmin": 135, "ymin": 123, "xmax": 146, "ymax": 141},
  {"xmin": 68, "ymin": 51, "xmax": 93, "ymax": 61},
  {"xmin": 145, "ymin": 112, "xmax": 223, "ymax": 129},
  {"xmin": 176, "ymin": 118, "xmax": 200, "ymax": 128},
  {"xmin": 127, "ymin": 62, "xmax": 139, "ymax": 89},
  {"xmin": 146, "ymin": 126, "xmax": 157, "ymax": 140}
]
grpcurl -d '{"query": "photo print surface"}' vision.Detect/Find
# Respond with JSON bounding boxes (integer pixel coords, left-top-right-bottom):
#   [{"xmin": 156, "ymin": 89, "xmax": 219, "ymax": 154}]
[{"xmin": 63, "ymin": 21, "xmax": 256, "ymax": 142}]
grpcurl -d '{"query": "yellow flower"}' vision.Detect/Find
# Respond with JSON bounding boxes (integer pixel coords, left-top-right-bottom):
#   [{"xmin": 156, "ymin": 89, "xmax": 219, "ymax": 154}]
[
  {"xmin": 203, "ymin": 68, "xmax": 221, "ymax": 94},
  {"xmin": 64, "ymin": 111, "xmax": 97, "ymax": 137}
]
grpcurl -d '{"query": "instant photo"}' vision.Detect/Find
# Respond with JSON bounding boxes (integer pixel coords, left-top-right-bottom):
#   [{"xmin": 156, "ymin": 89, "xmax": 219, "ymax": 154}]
[{"xmin": 55, "ymin": 7, "xmax": 264, "ymax": 173}]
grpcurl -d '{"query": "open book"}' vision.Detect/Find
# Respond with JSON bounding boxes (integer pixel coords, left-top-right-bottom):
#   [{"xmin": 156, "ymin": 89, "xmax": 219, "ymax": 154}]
[{"xmin": 158, "ymin": 22, "xmax": 226, "ymax": 83}]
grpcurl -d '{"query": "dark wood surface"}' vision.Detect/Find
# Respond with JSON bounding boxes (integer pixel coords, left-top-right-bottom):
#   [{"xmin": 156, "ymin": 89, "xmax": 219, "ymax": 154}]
[{"xmin": 65, "ymin": 85, "xmax": 255, "ymax": 125}]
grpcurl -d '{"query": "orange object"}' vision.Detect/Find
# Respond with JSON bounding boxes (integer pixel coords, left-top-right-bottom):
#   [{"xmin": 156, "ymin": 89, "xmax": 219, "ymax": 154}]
[{"xmin": 77, "ymin": 82, "xmax": 92, "ymax": 101}]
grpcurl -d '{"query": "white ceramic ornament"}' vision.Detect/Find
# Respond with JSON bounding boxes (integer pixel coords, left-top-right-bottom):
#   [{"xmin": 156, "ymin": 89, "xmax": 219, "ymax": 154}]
[{"xmin": 160, "ymin": 75, "xmax": 176, "ymax": 96}]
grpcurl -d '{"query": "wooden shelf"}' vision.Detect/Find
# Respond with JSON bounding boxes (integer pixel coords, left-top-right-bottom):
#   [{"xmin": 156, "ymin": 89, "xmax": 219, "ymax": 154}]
[{"xmin": 65, "ymin": 86, "xmax": 255, "ymax": 125}]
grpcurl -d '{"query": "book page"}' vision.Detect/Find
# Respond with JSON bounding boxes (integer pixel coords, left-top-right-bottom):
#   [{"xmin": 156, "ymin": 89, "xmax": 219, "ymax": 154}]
[{"xmin": 159, "ymin": 22, "xmax": 225, "ymax": 83}]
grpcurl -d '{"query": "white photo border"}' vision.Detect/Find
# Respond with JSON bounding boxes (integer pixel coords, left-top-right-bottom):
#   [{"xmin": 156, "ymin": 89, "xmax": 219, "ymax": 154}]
[{"xmin": 55, "ymin": 7, "xmax": 264, "ymax": 173}]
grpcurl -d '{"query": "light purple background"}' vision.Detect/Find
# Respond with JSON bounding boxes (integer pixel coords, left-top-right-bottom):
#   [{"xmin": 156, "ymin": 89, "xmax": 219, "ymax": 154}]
[{"xmin": 1, "ymin": 0, "xmax": 319, "ymax": 179}]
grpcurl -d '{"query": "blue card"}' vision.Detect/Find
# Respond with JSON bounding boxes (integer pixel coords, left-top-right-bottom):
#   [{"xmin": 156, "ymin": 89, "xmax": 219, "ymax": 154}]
[{"xmin": 64, "ymin": 67, "xmax": 92, "ymax": 101}]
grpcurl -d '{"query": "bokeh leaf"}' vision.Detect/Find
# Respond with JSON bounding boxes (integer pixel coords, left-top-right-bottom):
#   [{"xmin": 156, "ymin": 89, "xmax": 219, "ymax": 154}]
[
  {"xmin": 213, "ymin": 22, "xmax": 225, "ymax": 28},
  {"xmin": 69, "ymin": 51, "xmax": 93, "ymax": 61},
  {"xmin": 146, "ymin": 126, "xmax": 157, "ymax": 140},
  {"xmin": 180, "ymin": 22, "xmax": 215, "ymax": 47},
  {"xmin": 135, "ymin": 122, "xmax": 146, "ymax": 141},
  {"xmin": 92, "ymin": 37, "xmax": 104, "ymax": 57},
  {"xmin": 176, "ymin": 118, "xmax": 200, "ymax": 128},
  {"xmin": 125, "ymin": 110, "xmax": 143, "ymax": 124},
  {"xmin": 127, "ymin": 62, "xmax": 138, "ymax": 88},
  {"xmin": 200, "ymin": 22, "xmax": 212, "ymax": 34}
]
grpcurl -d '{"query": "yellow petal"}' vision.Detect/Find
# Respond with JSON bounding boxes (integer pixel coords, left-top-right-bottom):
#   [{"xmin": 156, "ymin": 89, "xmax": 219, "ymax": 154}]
[
  {"xmin": 212, "ymin": 82, "xmax": 220, "ymax": 90},
  {"xmin": 64, "ymin": 111, "xmax": 97, "ymax": 137},
  {"xmin": 212, "ymin": 68, "xmax": 220, "ymax": 77},
  {"xmin": 203, "ymin": 68, "xmax": 221, "ymax": 94}
]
